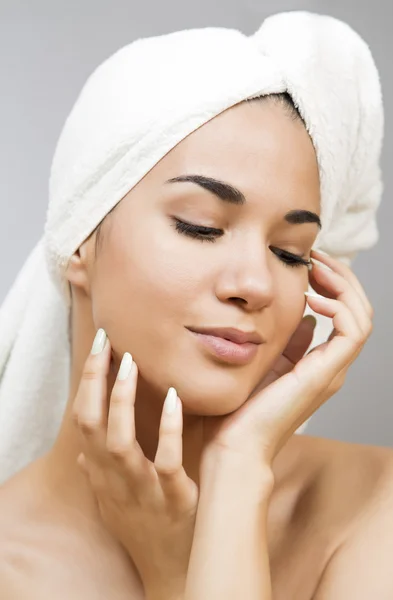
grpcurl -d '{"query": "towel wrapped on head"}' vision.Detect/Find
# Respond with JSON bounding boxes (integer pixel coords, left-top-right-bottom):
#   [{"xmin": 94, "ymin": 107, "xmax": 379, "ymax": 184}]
[{"xmin": 0, "ymin": 11, "xmax": 384, "ymax": 483}]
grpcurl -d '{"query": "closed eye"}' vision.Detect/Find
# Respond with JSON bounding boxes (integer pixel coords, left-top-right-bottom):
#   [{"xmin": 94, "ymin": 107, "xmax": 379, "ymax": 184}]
[
  {"xmin": 171, "ymin": 218, "xmax": 311, "ymax": 268},
  {"xmin": 269, "ymin": 247, "xmax": 310, "ymax": 268}
]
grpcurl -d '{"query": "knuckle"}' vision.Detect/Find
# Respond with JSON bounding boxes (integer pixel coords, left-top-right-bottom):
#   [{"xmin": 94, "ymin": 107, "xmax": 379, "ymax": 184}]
[
  {"xmin": 332, "ymin": 374, "xmax": 346, "ymax": 394},
  {"xmin": 160, "ymin": 427, "xmax": 182, "ymax": 439},
  {"xmin": 336, "ymin": 261, "xmax": 352, "ymax": 281},
  {"xmin": 333, "ymin": 378, "xmax": 344, "ymax": 394},
  {"xmin": 109, "ymin": 389, "xmax": 126, "ymax": 407},
  {"xmin": 81, "ymin": 355, "xmax": 102, "ymax": 381},
  {"xmin": 155, "ymin": 462, "xmax": 180, "ymax": 477},
  {"xmin": 78, "ymin": 417, "xmax": 102, "ymax": 436},
  {"xmin": 81, "ymin": 369, "xmax": 100, "ymax": 382},
  {"xmin": 106, "ymin": 442, "xmax": 129, "ymax": 461},
  {"xmin": 349, "ymin": 332, "xmax": 363, "ymax": 350},
  {"xmin": 336, "ymin": 258, "xmax": 350, "ymax": 272},
  {"xmin": 71, "ymin": 408, "xmax": 80, "ymax": 425}
]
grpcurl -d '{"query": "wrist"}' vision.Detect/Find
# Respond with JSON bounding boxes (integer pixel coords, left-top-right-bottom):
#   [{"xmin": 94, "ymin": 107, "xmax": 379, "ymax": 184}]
[
  {"xmin": 187, "ymin": 452, "xmax": 273, "ymax": 600},
  {"xmin": 200, "ymin": 449, "xmax": 275, "ymax": 500}
]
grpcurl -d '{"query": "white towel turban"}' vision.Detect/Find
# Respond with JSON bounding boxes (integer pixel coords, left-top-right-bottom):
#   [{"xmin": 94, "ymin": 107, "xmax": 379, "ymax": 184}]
[{"xmin": 0, "ymin": 11, "xmax": 384, "ymax": 484}]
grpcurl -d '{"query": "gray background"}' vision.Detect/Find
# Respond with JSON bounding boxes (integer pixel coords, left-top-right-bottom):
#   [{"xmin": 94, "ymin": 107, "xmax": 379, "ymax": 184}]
[{"xmin": 0, "ymin": 1, "xmax": 391, "ymax": 446}]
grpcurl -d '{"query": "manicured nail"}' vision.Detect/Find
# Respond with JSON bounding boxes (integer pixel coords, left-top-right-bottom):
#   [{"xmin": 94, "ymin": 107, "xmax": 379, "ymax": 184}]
[
  {"xmin": 164, "ymin": 387, "xmax": 178, "ymax": 415},
  {"xmin": 313, "ymin": 249, "xmax": 329, "ymax": 256},
  {"xmin": 303, "ymin": 315, "xmax": 317, "ymax": 327},
  {"xmin": 91, "ymin": 328, "xmax": 107, "ymax": 354},
  {"xmin": 311, "ymin": 257, "xmax": 331, "ymax": 271},
  {"xmin": 304, "ymin": 291, "xmax": 322, "ymax": 299},
  {"xmin": 117, "ymin": 352, "xmax": 133, "ymax": 380}
]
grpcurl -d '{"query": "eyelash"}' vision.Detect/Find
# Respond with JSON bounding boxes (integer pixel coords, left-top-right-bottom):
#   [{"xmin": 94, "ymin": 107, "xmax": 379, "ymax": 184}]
[{"xmin": 172, "ymin": 218, "xmax": 311, "ymax": 269}]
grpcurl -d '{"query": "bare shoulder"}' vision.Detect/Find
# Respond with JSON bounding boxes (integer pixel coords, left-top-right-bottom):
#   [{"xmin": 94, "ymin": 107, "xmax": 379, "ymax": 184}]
[
  {"xmin": 300, "ymin": 434, "xmax": 393, "ymax": 539},
  {"xmin": 0, "ymin": 472, "xmax": 45, "ymax": 600},
  {"xmin": 294, "ymin": 438, "xmax": 393, "ymax": 598}
]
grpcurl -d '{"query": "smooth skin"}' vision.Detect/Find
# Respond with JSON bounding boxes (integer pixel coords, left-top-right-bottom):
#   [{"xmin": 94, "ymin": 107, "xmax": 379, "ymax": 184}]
[
  {"xmin": 72, "ymin": 287, "xmax": 316, "ymax": 598},
  {"xmin": 0, "ymin": 99, "xmax": 393, "ymax": 599},
  {"xmin": 71, "ymin": 249, "xmax": 386, "ymax": 600}
]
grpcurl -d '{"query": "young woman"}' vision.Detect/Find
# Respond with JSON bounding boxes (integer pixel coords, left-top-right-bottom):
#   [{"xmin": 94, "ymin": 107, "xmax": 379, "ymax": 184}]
[{"xmin": 0, "ymin": 12, "xmax": 391, "ymax": 600}]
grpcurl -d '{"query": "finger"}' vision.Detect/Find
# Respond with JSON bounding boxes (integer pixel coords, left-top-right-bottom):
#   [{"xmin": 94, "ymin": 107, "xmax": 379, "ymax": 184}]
[
  {"xmin": 71, "ymin": 329, "xmax": 112, "ymax": 461},
  {"xmin": 248, "ymin": 316, "xmax": 317, "ymax": 398},
  {"xmin": 75, "ymin": 453, "xmax": 108, "ymax": 494},
  {"xmin": 282, "ymin": 315, "xmax": 317, "ymax": 365},
  {"xmin": 306, "ymin": 296, "xmax": 365, "ymax": 401},
  {"xmin": 308, "ymin": 320, "xmax": 363, "ymax": 407},
  {"xmin": 106, "ymin": 357, "xmax": 145, "ymax": 473},
  {"xmin": 76, "ymin": 452, "xmax": 89, "ymax": 475},
  {"xmin": 308, "ymin": 261, "xmax": 372, "ymax": 338},
  {"xmin": 311, "ymin": 250, "xmax": 373, "ymax": 318},
  {"xmin": 307, "ymin": 326, "xmax": 363, "ymax": 374},
  {"xmin": 307, "ymin": 325, "xmax": 336, "ymax": 355},
  {"xmin": 247, "ymin": 294, "xmax": 364, "ymax": 456},
  {"xmin": 302, "ymin": 293, "xmax": 364, "ymax": 379},
  {"xmin": 154, "ymin": 389, "xmax": 196, "ymax": 512},
  {"xmin": 317, "ymin": 320, "xmax": 363, "ymax": 366},
  {"xmin": 244, "ymin": 293, "xmax": 367, "ymax": 461}
]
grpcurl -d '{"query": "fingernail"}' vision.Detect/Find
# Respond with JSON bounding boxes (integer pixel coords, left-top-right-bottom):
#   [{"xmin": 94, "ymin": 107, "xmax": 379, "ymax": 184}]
[
  {"xmin": 311, "ymin": 257, "xmax": 331, "ymax": 272},
  {"xmin": 117, "ymin": 352, "xmax": 133, "ymax": 380},
  {"xmin": 91, "ymin": 328, "xmax": 107, "ymax": 355},
  {"xmin": 304, "ymin": 291, "xmax": 322, "ymax": 298},
  {"xmin": 164, "ymin": 387, "xmax": 178, "ymax": 415},
  {"xmin": 303, "ymin": 315, "xmax": 317, "ymax": 327}
]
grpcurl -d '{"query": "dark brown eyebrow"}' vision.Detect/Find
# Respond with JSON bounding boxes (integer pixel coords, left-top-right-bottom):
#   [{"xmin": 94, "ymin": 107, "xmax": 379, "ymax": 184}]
[{"xmin": 165, "ymin": 174, "xmax": 321, "ymax": 229}]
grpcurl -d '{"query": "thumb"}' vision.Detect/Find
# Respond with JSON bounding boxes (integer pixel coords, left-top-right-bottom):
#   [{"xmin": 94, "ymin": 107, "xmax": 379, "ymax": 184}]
[
  {"xmin": 282, "ymin": 315, "xmax": 317, "ymax": 365},
  {"xmin": 76, "ymin": 452, "xmax": 89, "ymax": 476}
]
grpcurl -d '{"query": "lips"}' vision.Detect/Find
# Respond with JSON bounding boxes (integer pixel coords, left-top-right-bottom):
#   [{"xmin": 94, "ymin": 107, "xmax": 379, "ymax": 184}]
[
  {"xmin": 187, "ymin": 326, "xmax": 263, "ymax": 345},
  {"xmin": 187, "ymin": 327, "xmax": 262, "ymax": 365}
]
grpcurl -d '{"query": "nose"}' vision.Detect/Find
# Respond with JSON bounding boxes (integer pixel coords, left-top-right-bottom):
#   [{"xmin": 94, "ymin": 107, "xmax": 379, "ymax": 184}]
[{"xmin": 215, "ymin": 241, "xmax": 275, "ymax": 312}]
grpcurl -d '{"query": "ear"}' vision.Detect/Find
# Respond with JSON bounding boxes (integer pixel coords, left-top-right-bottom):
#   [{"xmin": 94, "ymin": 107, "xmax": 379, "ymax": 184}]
[{"xmin": 65, "ymin": 237, "xmax": 94, "ymax": 296}]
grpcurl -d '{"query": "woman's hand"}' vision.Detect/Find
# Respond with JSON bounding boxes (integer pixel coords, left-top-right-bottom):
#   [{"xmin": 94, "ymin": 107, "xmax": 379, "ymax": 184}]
[
  {"xmin": 201, "ymin": 249, "xmax": 373, "ymax": 469},
  {"xmin": 184, "ymin": 250, "xmax": 373, "ymax": 599},
  {"xmin": 71, "ymin": 335, "xmax": 198, "ymax": 599}
]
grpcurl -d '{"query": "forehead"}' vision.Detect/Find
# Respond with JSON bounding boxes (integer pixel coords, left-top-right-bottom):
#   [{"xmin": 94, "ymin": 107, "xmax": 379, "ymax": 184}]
[{"xmin": 150, "ymin": 100, "xmax": 321, "ymax": 216}]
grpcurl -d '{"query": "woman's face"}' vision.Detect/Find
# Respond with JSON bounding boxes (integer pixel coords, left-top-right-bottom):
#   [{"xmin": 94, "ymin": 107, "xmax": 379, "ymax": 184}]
[{"xmin": 85, "ymin": 100, "xmax": 320, "ymax": 415}]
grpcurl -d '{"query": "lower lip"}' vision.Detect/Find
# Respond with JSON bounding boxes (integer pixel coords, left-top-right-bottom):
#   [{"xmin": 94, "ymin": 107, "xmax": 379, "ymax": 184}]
[{"xmin": 189, "ymin": 330, "xmax": 259, "ymax": 365}]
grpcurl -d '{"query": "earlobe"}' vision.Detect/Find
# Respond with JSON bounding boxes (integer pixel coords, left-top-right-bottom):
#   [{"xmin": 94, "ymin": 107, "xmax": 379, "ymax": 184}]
[{"xmin": 65, "ymin": 245, "xmax": 91, "ymax": 294}]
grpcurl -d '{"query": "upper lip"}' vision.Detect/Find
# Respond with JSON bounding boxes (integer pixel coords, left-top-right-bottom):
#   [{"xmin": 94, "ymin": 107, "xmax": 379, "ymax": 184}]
[{"xmin": 187, "ymin": 326, "xmax": 264, "ymax": 345}]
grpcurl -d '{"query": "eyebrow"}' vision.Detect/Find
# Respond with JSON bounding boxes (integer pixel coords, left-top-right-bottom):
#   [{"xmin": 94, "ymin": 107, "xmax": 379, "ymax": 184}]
[{"xmin": 165, "ymin": 174, "xmax": 322, "ymax": 229}]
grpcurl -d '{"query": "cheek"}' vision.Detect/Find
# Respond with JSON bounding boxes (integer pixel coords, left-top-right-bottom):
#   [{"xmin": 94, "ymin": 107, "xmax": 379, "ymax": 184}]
[
  {"xmin": 273, "ymin": 270, "xmax": 308, "ymax": 343},
  {"xmin": 89, "ymin": 229, "xmax": 206, "ymax": 360}
]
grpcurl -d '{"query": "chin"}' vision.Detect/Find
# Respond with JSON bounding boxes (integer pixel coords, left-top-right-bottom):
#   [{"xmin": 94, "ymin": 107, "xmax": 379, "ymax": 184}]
[
  {"xmin": 137, "ymin": 348, "xmax": 271, "ymax": 417},
  {"xmin": 172, "ymin": 371, "xmax": 254, "ymax": 417}
]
